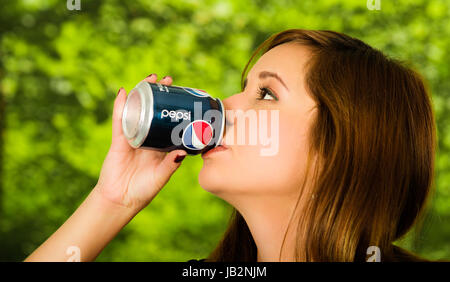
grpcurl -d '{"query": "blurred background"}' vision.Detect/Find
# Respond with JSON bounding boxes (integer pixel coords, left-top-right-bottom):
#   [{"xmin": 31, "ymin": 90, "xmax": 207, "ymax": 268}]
[{"xmin": 0, "ymin": 0, "xmax": 449, "ymax": 261}]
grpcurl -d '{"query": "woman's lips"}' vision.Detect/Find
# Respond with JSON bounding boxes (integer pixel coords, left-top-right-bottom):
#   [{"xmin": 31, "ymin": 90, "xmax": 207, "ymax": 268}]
[{"xmin": 201, "ymin": 144, "xmax": 229, "ymax": 158}]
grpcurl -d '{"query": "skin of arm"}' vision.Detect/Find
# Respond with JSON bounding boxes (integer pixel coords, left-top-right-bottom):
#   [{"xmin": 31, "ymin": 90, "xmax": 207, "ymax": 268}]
[{"xmin": 24, "ymin": 187, "xmax": 139, "ymax": 262}]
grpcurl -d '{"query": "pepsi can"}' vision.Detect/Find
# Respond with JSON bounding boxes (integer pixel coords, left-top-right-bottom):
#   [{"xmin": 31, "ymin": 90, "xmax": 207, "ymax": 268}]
[{"xmin": 121, "ymin": 81, "xmax": 225, "ymax": 155}]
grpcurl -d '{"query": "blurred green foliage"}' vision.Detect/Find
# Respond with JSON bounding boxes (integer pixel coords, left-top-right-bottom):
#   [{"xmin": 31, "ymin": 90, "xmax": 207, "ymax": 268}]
[{"xmin": 0, "ymin": 0, "xmax": 449, "ymax": 261}]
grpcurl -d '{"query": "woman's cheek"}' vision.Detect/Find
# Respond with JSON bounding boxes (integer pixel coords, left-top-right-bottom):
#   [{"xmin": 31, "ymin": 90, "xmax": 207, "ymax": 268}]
[{"xmin": 275, "ymin": 115, "xmax": 310, "ymax": 178}]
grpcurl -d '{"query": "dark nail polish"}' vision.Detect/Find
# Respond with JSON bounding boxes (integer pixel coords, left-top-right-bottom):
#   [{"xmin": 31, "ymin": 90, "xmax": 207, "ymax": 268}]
[
  {"xmin": 117, "ymin": 88, "xmax": 122, "ymax": 95},
  {"xmin": 163, "ymin": 76, "xmax": 171, "ymax": 80},
  {"xmin": 147, "ymin": 73, "xmax": 156, "ymax": 78},
  {"xmin": 174, "ymin": 155, "xmax": 186, "ymax": 163}
]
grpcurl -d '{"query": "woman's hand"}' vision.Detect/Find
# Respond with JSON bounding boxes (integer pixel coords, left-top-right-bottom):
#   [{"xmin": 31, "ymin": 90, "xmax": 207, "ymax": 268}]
[{"xmin": 94, "ymin": 74, "xmax": 187, "ymax": 213}]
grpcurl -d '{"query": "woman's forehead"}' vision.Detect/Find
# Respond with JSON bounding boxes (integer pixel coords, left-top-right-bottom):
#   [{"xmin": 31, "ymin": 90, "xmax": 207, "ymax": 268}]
[{"xmin": 248, "ymin": 43, "xmax": 311, "ymax": 96}]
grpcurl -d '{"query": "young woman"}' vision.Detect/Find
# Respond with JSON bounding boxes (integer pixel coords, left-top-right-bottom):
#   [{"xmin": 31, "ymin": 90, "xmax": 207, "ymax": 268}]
[{"xmin": 25, "ymin": 29, "xmax": 436, "ymax": 262}]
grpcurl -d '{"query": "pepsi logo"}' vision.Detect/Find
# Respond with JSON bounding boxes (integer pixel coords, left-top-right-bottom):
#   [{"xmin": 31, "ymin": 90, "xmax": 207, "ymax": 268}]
[
  {"xmin": 183, "ymin": 87, "xmax": 210, "ymax": 97},
  {"xmin": 161, "ymin": 109, "xmax": 191, "ymax": 121},
  {"xmin": 182, "ymin": 120, "xmax": 213, "ymax": 150}
]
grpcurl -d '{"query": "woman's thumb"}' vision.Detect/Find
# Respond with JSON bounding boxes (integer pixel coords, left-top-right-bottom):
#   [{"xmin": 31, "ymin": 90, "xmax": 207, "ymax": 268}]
[{"xmin": 153, "ymin": 150, "xmax": 187, "ymax": 189}]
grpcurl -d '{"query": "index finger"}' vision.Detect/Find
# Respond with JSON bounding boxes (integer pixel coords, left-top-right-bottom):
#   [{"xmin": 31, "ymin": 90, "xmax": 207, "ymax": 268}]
[{"xmin": 143, "ymin": 74, "xmax": 173, "ymax": 86}]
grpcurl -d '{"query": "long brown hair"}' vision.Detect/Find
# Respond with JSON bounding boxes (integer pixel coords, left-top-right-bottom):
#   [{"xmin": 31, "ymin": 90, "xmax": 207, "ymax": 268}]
[{"xmin": 206, "ymin": 29, "xmax": 436, "ymax": 262}]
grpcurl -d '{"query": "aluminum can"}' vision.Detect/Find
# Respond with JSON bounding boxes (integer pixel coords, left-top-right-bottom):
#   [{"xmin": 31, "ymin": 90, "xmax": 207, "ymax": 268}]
[{"xmin": 122, "ymin": 81, "xmax": 225, "ymax": 155}]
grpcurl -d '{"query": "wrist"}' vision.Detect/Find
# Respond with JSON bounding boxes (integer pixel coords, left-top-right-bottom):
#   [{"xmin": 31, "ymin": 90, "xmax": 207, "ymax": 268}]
[{"xmin": 90, "ymin": 186, "xmax": 141, "ymax": 218}]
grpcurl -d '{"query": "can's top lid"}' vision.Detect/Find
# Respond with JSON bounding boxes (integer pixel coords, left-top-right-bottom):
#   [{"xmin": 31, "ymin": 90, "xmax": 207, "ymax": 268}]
[
  {"xmin": 121, "ymin": 81, "xmax": 153, "ymax": 148},
  {"xmin": 122, "ymin": 89, "xmax": 142, "ymax": 139}
]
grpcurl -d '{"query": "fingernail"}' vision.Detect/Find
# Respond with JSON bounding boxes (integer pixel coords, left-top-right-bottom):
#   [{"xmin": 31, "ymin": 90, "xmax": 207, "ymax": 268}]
[
  {"xmin": 147, "ymin": 73, "xmax": 157, "ymax": 78},
  {"xmin": 174, "ymin": 155, "xmax": 186, "ymax": 163},
  {"xmin": 117, "ymin": 87, "xmax": 122, "ymax": 95},
  {"xmin": 163, "ymin": 76, "xmax": 171, "ymax": 80}
]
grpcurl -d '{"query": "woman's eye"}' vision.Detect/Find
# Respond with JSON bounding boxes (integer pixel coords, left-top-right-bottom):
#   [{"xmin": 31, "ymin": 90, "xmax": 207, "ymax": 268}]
[{"xmin": 257, "ymin": 87, "xmax": 277, "ymax": 101}]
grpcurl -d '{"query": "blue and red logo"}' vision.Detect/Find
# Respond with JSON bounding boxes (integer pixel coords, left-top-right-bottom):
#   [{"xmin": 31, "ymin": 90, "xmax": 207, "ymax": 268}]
[
  {"xmin": 183, "ymin": 87, "xmax": 210, "ymax": 97},
  {"xmin": 182, "ymin": 120, "xmax": 213, "ymax": 150}
]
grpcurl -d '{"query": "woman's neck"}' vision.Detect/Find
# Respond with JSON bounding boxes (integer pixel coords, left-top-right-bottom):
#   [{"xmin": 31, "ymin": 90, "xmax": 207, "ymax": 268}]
[{"xmin": 227, "ymin": 193, "xmax": 301, "ymax": 262}]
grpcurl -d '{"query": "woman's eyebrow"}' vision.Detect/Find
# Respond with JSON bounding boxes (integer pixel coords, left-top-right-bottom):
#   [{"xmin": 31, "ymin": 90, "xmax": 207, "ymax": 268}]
[{"xmin": 243, "ymin": 71, "xmax": 289, "ymax": 91}]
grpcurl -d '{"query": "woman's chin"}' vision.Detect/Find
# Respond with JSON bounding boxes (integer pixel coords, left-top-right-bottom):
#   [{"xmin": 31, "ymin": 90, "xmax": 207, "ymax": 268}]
[{"xmin": 198, "ymin": 164, "xmax": 227, "ymax": 194}]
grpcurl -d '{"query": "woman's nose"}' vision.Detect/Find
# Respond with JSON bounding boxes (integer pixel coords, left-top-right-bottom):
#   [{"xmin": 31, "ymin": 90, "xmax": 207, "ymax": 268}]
[
  {"xmin": 221, "ymin": 96, "xmax": 233, "ymax": 130},
  {"xmin": 222, "ymin": 92, "xmax": 244, "ymax": 112},
  {"xmin": 222, "ymin": 96, "xmax": 232, "ymax": 111},
  {"xmin": 220, "ymin": 93, "xmax": 243, "ymax": 138}
]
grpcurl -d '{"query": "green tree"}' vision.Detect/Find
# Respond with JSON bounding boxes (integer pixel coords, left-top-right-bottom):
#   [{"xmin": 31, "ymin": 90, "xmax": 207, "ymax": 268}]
[{"xmin": 0, "ymin": 0, "xmax": 449, "ymax": 261}]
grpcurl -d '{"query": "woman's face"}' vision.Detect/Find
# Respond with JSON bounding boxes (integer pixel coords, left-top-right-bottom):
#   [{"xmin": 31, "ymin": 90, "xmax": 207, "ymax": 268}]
[{"xmin": 199, "ymin": 43, "xmax": 317, "ymax": 200}]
